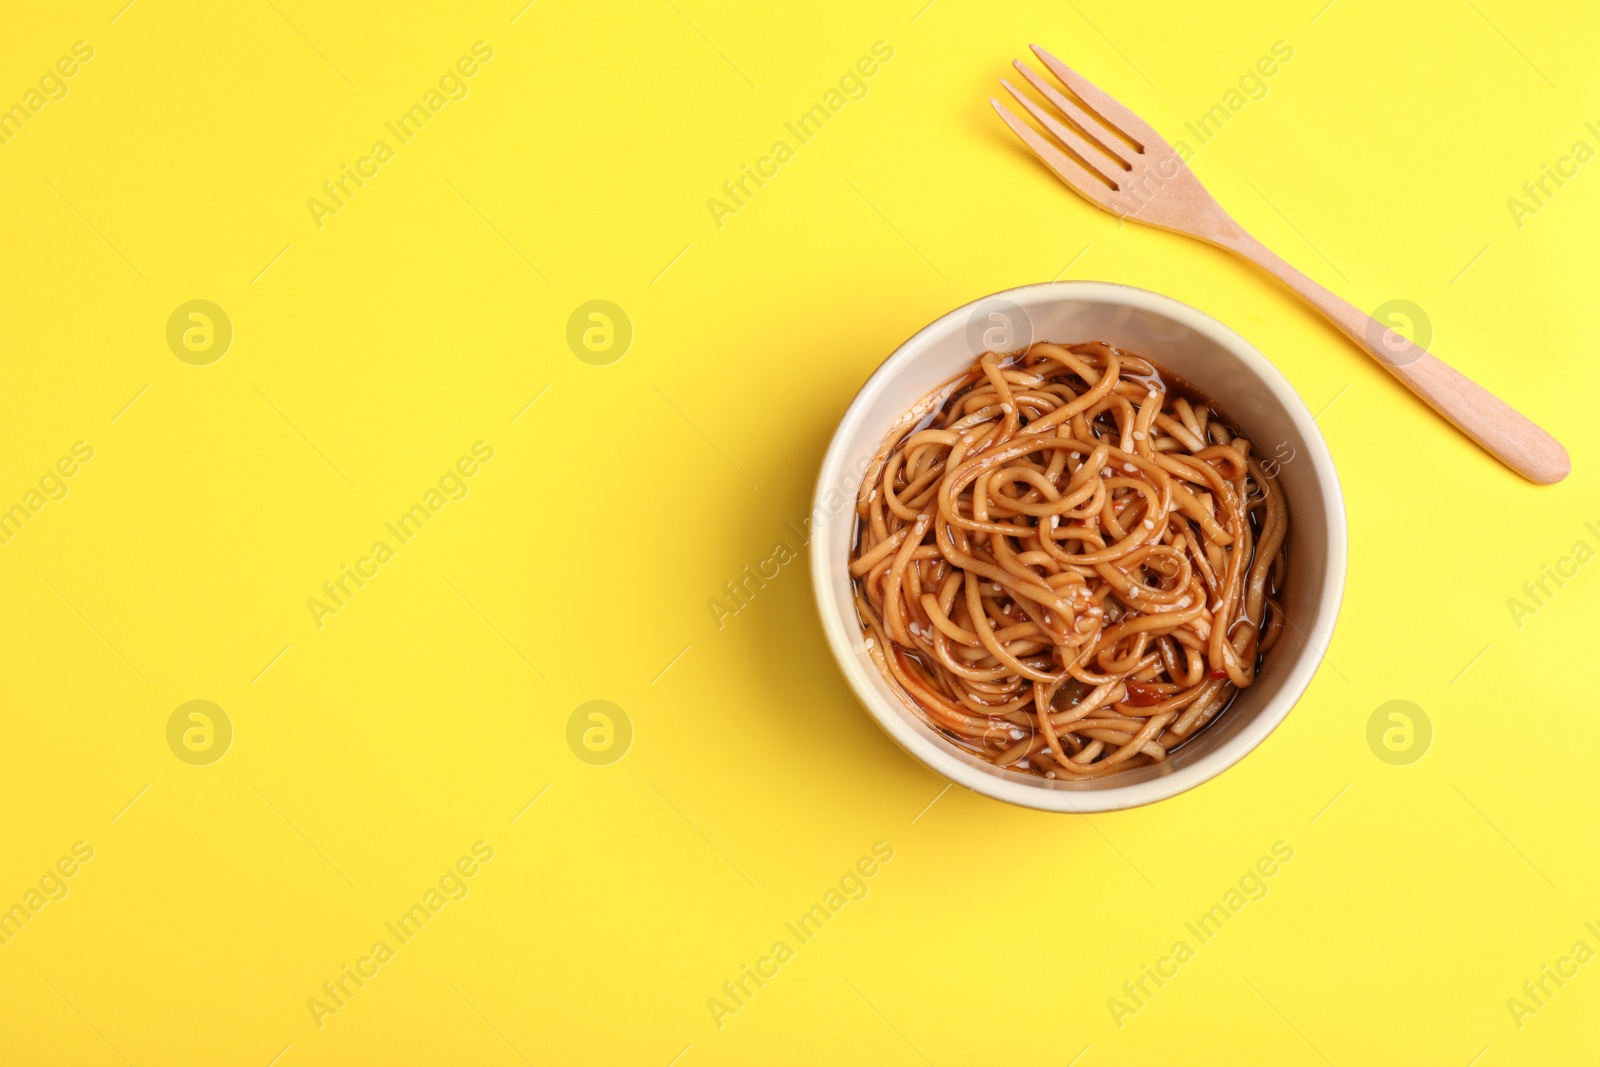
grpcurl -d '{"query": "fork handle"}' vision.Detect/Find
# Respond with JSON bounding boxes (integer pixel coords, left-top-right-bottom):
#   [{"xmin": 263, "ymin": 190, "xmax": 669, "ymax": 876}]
[{"xmin": 1215, "ymin": 228, "xmax": 1570, "ymax": 484}]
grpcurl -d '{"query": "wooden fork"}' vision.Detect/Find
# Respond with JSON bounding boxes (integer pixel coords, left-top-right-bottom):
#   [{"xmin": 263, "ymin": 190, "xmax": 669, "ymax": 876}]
[{"xmin": 991, "ymin": 45, "xmax": 1569, "ymax": 485}]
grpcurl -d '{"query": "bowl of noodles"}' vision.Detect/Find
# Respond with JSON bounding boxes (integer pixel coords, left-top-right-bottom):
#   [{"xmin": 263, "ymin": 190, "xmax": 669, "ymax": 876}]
[{"xmin": 811, "ymin": 281, "xmax": 1345, "ymax": 811}]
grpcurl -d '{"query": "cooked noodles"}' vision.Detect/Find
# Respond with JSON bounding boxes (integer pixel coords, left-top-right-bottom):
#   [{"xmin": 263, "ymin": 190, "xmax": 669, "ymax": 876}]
[{"xmin": 850, "ymin": 341, "xmax": 1289, "ymax": 780}]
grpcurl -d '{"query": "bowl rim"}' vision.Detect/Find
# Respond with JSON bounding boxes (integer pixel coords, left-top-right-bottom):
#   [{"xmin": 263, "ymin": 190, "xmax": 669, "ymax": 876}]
[{"xmin": 810, "ymin": 279, "xmax": 1348, "ymax": 812}]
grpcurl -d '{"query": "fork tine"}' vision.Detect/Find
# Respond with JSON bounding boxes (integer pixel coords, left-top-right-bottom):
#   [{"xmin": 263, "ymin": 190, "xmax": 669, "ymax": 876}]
[
  {"xmin": 1010, "ymin": 63, "xmax": 1131, "ymax": 169},
  {"xmin": 989, "ymin": 97, "xmax": 1122, "ymax": 209},
  {"xmin": 999, "ymin": 80, "xmax": 1123, "ymax": 186},
  {"xmin": 1029, "ymin": 44, "xmax": 1158, "ymax": 152}
]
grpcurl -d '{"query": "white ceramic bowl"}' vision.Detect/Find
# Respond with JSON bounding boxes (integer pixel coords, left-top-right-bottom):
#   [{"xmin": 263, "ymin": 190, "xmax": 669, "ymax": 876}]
[{"xmin": 811, "ymin": 281, "xmax": 1346, "ymax": 812}]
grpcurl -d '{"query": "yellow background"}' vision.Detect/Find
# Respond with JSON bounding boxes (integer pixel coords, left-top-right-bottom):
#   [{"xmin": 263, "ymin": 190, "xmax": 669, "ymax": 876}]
[{"xmin": 2, "ymin": 0, "xmax": 1596, "ymax": 1063}]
